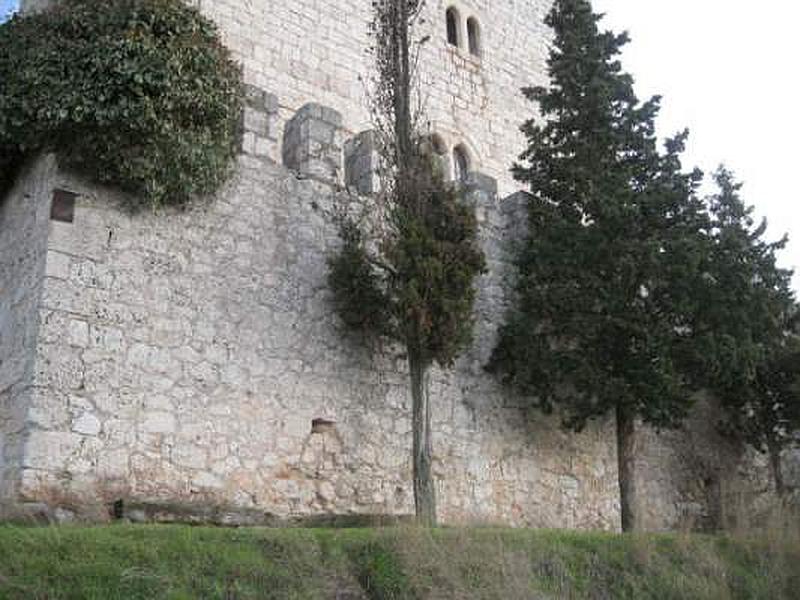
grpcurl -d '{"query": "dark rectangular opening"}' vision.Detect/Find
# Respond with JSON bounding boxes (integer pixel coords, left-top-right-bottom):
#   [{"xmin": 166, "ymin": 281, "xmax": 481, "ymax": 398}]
[{"xmin": 51, "ymin": 188, "xmax": 77, "ymax": 223}]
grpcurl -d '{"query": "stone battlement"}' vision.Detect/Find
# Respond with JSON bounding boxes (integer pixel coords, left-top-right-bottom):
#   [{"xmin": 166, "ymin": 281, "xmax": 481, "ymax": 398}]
[{"xmin": 20, "ymin": 0, "xmax": 552, "ymax": 195}]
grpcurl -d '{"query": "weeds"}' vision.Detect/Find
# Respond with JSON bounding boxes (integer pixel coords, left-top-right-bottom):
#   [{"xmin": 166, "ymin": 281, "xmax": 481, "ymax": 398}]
[{"xmin": 0, "ymin": 523, "xmax": 797, "ymax": 599}]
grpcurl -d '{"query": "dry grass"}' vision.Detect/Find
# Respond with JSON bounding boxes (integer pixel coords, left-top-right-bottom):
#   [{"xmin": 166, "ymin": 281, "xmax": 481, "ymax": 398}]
[{"xmin": 0, "ymin": 520, "xmax": 798, "ymax": 599}]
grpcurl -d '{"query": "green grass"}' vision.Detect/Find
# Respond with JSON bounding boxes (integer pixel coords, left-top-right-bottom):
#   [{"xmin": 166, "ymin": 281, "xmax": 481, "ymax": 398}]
[{"xmin": 0, "ymin": 524, "xmax": 797, "ymax": 599}]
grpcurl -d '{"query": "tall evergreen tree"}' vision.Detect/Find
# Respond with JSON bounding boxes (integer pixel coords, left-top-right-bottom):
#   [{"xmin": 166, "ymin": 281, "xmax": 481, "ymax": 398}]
[
  {"xmin": 328, "ymin": 0, "xmax": 486, "ymax": 525},
  {"xmin": 488, "ymin": 0, "xmax": 709, "ymax": 531},
  {"xmin": 695, "ymin": 168, "xmax": 799, "ymax": 497}
]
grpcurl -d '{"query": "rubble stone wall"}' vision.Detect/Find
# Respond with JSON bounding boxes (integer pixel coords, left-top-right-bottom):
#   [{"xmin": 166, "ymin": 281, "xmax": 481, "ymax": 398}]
[
  {"xmin": 8, "ymin": 0, "xmax": 795, "ymax": 530},
  {"xmin": 12, "ymin": 143, "xmax": 622, "ymax": 527}
]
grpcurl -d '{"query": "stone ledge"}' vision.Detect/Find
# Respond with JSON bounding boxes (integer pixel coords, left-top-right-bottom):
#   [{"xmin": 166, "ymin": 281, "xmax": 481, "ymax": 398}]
[{"xmin": 0, "ymin": 499, "xmax": 416, "ymax": 528}]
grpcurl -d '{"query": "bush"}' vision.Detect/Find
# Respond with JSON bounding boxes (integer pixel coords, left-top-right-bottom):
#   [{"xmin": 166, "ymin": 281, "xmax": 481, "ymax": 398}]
[{"xmin": 0, "ymin": 0, "xmax": 243, "ymax": 207}]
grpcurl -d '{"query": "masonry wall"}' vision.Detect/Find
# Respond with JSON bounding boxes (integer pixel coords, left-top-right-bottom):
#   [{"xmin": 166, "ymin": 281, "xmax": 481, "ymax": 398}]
[
  {"xmin": 0, "ymin": 158, "xmax": 55, "ymax": 505},
  {"xmin": 10, "ymin": 147, "xmax": 622, "ymax": 528},
  {"xmin": 10, "ymin": 0, "xmax": 794, "ymax": 529},
  {"xmin": 186, "ymin": 0, "xmax": 550, "ymax": 195},
  {"xmin": 4, "ymin": 152, "xmax": 795, "ymax": 529},
  {"xmin": 634, "ymin": 397, "xmax": 800, "ymax": 531}
]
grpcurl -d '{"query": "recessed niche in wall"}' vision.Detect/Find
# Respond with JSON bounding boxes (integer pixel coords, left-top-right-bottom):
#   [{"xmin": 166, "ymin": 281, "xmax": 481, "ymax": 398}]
[
  {"xmin": 453, "ymin": 145, "xmax": 470, "ymax": 183},
  {"xmin": 51, "ymin": 188, "xmax": 77, "ymax": 223},
  {"xmin": 446, "ymin": 7, "xmax": 460, "ymax": 47},
  {"xmin": 311, "ymin": 418, "xmax": 336, "ymax": 435},
  {"xmin": 467, "ymin": 17, "xmax": 481, "ymax": 57}
]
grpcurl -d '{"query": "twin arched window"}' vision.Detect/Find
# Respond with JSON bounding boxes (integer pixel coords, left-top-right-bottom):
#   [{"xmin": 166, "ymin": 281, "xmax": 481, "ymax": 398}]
[
  {"xmin": 467, "ymin": 18, "xmax": 481, "ymax": 56},
  {"xmin": 445, "ymin": 6, "xmax": 481, "ymax": 58},
  {"xmin": 426, "ymin": 135, "xmax": 472, "ymax": 183}
]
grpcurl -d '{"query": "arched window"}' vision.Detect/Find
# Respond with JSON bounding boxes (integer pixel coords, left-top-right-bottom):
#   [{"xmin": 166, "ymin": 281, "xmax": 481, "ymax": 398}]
[
  {"xmin": 467, "ymin": 17, "xmax": 481, "ymax": 57},
  {"xmin": 446, "ymin": 7, "xmax": 459, "ymax": 47},
  {"xmin": 453, "ymin": 145, "xmax": 470, "ymax": 183}
]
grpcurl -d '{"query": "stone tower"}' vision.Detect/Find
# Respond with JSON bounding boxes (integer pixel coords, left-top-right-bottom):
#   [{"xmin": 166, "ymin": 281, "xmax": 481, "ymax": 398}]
[
  {"xmin": 1, "ymin": 0, "xmax": 792, "ymax": 527},
  {"xmin": 22, "ymin": 0, "xmax": 551, "ymax": 193}
]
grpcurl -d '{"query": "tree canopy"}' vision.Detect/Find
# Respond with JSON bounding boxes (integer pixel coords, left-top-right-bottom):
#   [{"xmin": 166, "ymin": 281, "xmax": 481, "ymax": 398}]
[
  {"xmin": 696, "ymin": 168, "xmax": 799, "ymax": 495},
  {"xmin": 0, "ymin": 0, "xmax": 242, "ymax": 206},
  {"xmin": 489, "ymin": 0, "xmax": 707, "ymax": 431}
]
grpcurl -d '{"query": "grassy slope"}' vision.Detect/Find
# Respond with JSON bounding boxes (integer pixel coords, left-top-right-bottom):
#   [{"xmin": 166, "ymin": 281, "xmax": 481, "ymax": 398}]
[{"xmin": 0, "ymin": 525, "xmax": 797, "ymax": 599}]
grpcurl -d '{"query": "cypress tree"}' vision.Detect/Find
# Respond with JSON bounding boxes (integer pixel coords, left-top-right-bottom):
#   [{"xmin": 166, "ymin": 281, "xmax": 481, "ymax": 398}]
[
  {"xmin": 489, "ymin": 0, "xmax": 709, "ymax": 531},
  {"xmin": 328, "ymin": 0, "xmax": 486, "ymax": 525},
  {"xmin": 695, "ymin": 168, "xmax": 799, "ymax": 498}
]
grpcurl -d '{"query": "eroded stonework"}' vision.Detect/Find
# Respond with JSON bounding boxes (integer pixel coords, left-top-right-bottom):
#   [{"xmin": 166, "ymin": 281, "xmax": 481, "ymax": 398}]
[
  {"xmin": 3, "ymin": 0, "xmax": 795, "ymax": 528},
  {"xmin": 8, "ymin": 148, "xmax": 623, "ymax": 528}
]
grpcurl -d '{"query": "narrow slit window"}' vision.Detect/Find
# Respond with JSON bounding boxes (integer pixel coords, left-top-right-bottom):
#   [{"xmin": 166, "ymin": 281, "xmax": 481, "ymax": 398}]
[
  {"xmin": 446, "ymin": 8, "xmax": 459, "ymax": 47},
  {"xmin": 453, "ymin": 145, "xmax": 470, "ymax": 183},
  {"xmin": 467, "ymin": 17, "xmax": 481, "ymax": 56}
]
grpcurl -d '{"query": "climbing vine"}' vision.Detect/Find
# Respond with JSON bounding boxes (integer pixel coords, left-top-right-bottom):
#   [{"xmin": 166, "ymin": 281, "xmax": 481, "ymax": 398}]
[{"xmin": 0, "ymin": 0, "xmax": 243, "ymax": 207}]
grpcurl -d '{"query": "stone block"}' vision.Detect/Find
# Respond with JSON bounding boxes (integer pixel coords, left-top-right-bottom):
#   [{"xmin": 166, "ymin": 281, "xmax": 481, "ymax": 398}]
[
  {"xmin": 240, "ymin": 85, "xmax": 279, "ymax": 160},
  {"xmin": 22, "ymin": 431, "xmax": 84, "ymax": 470},
  {"xmin": 67, "ymin": 319, "xmax": 90, "ymax": 348},
  {"xmin": 282, "ymin": 103, "xmax": 343, "ymax": 183},
  {"xmin": 140, "ymin": 411, "xmax": 176, "ymax": 435},
  {"xmin": 344, "ymin": 130, "xmax": 380, "ymax": 195},
  {"xmin": 45, "ymin": 251, "xmax": 71, "ymax": 280}
]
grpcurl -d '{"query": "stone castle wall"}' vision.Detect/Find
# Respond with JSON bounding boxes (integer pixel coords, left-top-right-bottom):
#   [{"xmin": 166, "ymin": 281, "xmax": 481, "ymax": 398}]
[
  {"xmin": 196, "ymin": 0, "xmax": 551, "ymax": 194},
  {"xmin": 5, "ymin": 0, "xmax": 795, "ymax": 529},
  {"xmin": 9, "ymin": 138, "xmax": 623, "ymax": 527},
  {"xmin": 4, "ymin": 125, "xmax": 793, "ymax": 529}
]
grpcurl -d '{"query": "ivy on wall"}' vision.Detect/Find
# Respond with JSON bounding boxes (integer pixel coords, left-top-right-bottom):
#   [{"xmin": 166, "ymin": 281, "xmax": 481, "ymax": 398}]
[{"xmin": 0, "ymin": 0, "xmax": 243, "ymax": 207}]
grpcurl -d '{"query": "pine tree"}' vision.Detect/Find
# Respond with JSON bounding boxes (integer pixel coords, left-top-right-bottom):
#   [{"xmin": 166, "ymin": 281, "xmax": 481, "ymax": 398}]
[
  {"xmin": 488, "ymin": 0, "xmax": 709, "ymax": 531},
  {"xmin": 695, "ymin": 168, "xmax": 799, "ymax": 497},
  {"xmin": 328, "ymin": 0, "xmax": 486, "ymax": 525}
]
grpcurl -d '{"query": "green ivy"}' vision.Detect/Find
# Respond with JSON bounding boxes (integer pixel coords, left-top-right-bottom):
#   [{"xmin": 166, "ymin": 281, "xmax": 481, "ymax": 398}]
[{"xmin": 0, "ymin": 0, "xmax": 243, "ymax": 207}]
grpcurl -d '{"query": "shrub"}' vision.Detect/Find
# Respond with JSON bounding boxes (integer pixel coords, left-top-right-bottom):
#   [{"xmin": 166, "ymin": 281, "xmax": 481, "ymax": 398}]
[{"xmin": 0, "ymin": 0, "xmax": 243, "ymax": 207}]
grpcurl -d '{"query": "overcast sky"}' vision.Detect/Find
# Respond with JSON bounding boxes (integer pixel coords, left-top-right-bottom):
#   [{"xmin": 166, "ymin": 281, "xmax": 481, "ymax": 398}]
[
  {"xmin": 0, "ymin": 0, "xmax": 15, "ymax": 21},
  {"xmin": 593, "ymin": 0, "xmax": 800, "ymax": 293}
]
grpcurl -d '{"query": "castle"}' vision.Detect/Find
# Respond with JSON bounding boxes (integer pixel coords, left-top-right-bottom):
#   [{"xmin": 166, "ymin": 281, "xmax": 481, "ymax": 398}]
[{"xmin": 1, "ymin": 0, "xmax": 795, "ymax": 528}]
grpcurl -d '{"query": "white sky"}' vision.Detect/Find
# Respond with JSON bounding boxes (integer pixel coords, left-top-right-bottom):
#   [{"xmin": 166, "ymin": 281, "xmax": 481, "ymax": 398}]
[{"xmin": 593, "ymin": 0, "xmax": 800, "ymax": 293}]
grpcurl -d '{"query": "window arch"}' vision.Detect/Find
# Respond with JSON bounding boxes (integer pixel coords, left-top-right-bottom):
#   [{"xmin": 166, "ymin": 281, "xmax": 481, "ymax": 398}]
[
  {"xmin": 467, "ymin": 17, "xmax": 481, "ymax": 57},
  {"xmin": 453, "ymin": 145, "xmax": 470, "ymax": 183},
  {"xmin": 446, "ymin": 7, "xmax": 460, "ymax": 47}
]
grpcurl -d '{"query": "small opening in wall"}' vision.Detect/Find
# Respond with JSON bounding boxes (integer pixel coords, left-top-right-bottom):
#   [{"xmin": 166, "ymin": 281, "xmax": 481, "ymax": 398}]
[
  {"xmin": 51, "ymin": 188, "xmax": 77, "ymax": 223},
  {"xmin": 467, "ymin": 17, "xmax": 481, "ymax": 57},
  {"xmin": 446, "ymin": 7, "xmax": 460, "ymax": 47},
  {"xmin": 453, "ymin": 145, "xmax": 470, "ymax": 183},
  {"xmin": 311, "ymin": 418, "xmax": 336, "ymax": 435}
]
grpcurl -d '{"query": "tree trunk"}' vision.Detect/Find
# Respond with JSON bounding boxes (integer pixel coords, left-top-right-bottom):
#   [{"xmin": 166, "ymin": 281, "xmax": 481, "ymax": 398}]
[
  {"xmin": 767, "ymin": 438, "xmax": 785, "ymax": 499},
  {"xmin": 616, "ymin": 403, "xmax": 637, "ymax": 532},
  {"xmin": 396, "ymin": 0, "xmax": 412, "ymax": 168},
  {"xmin": 409, "ymin": 352, "xmax": 437, "ymax": 526}
]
